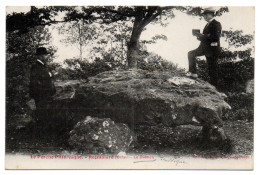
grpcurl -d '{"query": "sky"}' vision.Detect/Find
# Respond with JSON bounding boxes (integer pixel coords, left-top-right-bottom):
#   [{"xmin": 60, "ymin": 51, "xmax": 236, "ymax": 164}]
[
  {"xmin": 6, "ymin": 6, "xmax": 255, "ymax": 70},
  {"xmin": 142, "ymin": 7, "xmax": 255, "ymax": 68}
]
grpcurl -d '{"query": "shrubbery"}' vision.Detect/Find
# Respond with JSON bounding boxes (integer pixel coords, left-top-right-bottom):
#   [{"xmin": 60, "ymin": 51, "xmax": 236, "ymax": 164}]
[
  {"xmin": 197, "ymin": 57, "xmax": 254, "ymax": 93},
  {"xmin": 6, "ymin": 26, "xmax": 57, "ymax": 119},
  {"xmin": 197, "ymin": 57, "xmax": 254, "ymax": 121},
  {"xmin": 57, "ymin": 51, "xmax": 185, "ymax": 80},
  {"xmin": 137, "ymin": 50, "xmax": 185, "ymax": 73},
  {"xmin": 196, "ymin": 29, "xmax": 254, "ymax": 122},
  {"xmin": 56, "ymin": 55, "xmax": 125, "ymax": 80},
  {"xmin": 224, "ymin": 92, "xmax": 254, "ymax": 121}
]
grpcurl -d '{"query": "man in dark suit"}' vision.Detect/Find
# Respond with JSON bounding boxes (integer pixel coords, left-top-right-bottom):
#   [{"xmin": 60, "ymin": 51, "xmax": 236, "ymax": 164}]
[
  {"xmin": 29, "ymin": 47, "xmax": 56, "ymax": 123},
  {"xmin": 187, "ymin": 7, "xmax": 222, "ymax": 87}
]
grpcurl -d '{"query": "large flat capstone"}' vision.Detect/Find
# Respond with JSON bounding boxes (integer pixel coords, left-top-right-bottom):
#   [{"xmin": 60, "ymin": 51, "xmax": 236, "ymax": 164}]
[{"xmin": 53, "ymin": 69, "xmax": 231, "ymax": 128}]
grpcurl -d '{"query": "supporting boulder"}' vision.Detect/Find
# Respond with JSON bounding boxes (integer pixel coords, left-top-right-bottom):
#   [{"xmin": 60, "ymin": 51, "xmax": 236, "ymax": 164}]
[{"xmin": 68, "ymin": 116, "xmax": 135, "ymax": 153}]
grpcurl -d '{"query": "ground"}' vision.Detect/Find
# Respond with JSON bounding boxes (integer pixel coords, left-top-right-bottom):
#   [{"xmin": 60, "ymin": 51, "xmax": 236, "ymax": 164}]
[{"xmin": 6, "ymin": 116, "xmax": 253, "ymax": 158}]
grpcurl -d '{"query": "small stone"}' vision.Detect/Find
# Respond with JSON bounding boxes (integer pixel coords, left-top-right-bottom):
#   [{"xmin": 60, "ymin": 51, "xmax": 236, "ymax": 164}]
[{"xmin": 117, "ymin": 151, "xmax": 126, "ymax": 156}]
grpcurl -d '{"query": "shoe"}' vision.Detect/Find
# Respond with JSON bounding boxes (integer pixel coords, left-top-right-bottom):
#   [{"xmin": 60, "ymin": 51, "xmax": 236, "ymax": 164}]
[
  {"xmin": 191, "ymin": 74, "xmax": 198, "ymax": 78},
  {"xmin": 186, "ymin": 72, "xmax": 198, "ymax": 78},
  {"xmin": 186, "ymin": 72, "xmax": 192, "ymax": 77}
]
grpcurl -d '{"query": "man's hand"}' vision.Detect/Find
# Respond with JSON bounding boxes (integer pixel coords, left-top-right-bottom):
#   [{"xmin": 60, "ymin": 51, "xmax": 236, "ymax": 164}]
[
  {"xmin": 195, "ymin": 33, "xmax": 204, "ymax": 40},
  {"xmin": 196, "ymin": 33, "xmax": 204, "ymax": 37}
]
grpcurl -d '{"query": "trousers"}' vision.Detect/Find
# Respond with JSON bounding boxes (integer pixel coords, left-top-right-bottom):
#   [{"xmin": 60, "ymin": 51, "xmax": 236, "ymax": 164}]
[{"xmin": 188, "ymin": 47, "xmax": 219, "ymax": 86}]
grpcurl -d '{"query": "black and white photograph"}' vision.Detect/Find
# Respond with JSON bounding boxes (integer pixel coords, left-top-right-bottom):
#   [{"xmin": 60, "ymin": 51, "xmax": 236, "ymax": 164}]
[{"xmin": 5, "ymin": 5, "xmax": 255, "ymax": 169}]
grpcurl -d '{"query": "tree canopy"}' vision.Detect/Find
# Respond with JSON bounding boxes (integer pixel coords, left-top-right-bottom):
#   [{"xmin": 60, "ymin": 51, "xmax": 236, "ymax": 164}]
[{"xmin": 7, "ymin": 6, "xmax": 229, "ymax": 68}]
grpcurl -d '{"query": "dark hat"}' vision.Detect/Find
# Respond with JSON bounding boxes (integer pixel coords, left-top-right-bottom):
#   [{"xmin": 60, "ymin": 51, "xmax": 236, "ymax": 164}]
[
  {"xmin": 202, "ymin": 7, "xmax": 216, "ymax": 15},
  {"xmin": 36, "ymin": 47, "xmax": 48, "ymax": 55}
]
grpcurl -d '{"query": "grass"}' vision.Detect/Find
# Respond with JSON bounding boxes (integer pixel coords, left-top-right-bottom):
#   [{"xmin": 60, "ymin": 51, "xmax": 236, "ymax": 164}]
[
  {"xmin": 132, "ymin": 120, "xmax": 253, "ymax": 157},
  {"xmin": 6, "ymin": 117, "xmax": 253, "ymax": 158}
]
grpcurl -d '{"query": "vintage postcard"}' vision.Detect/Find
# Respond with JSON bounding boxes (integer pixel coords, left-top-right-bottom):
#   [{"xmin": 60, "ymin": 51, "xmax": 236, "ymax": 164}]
[{"xmin": 5, "ymin": 6, "xmax": 254, "ymax": 169}]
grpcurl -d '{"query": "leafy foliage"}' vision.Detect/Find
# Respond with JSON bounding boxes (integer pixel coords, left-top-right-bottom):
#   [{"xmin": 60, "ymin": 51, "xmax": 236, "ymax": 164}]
[
  {"xmin": 224, "ymin": 92, "xmax": 254, "ymax": 121},
  {"xmin": 58, "ymin": 20, "xmax": 101, "ymax": 59},
  {"xmin": 218, "ymin": 48, "xmax": 253, "ymax": 63},
  {"xmin": 197, "ymin": 58, "xmax": 254, "ymax": 92},
  {"xmin": 57, "ymin": 55, "xmax": 125, "ymax": 80},
  {"xmin": 137, "ymin": 51, "xmax": 185, "ymax": 73},
  {"xmin": 6, "ymin": 26, "xmax": 56, "ymax": 117},
  {"xmin": 7, "ymin": 6, "xmax": 229, "ymax": 68},
  {"xmin": 56, "ymin": 17, "xmax": 176, "ymax": 79},
  {"xmin": 197, "ymin": 29, "xmax": 254, "ymax": 121},
  {"xmin": 197, "ymin": 29, "xmax": 254, "ymax": 91},
  {"xmin": 222, "ymin": 30, "xmax": 254, "ymax": 48}
]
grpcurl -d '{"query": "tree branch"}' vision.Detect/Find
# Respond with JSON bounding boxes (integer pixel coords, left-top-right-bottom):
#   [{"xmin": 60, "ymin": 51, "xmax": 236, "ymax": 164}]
[{"xmin": 93, "ymin": 7, "xmax": 136, "ymax": 18}]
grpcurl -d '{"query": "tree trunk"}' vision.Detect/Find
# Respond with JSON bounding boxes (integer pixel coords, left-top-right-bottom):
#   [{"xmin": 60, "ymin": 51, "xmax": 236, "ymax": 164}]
[
  {"xmin": 79, "ymin": 20, "xmax": 83, "ymax": 60},
  {"xmin": 126, "ymin": 7, "xmax": 162, "ymax": 68},
  {"xmin": 127, "ymin": 21, "xmax": 143, "ymax": 69}
]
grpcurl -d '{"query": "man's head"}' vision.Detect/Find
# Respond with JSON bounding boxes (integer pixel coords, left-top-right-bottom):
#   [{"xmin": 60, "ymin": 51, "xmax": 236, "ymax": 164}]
[
  {"xmin": 202, "ymin": 7, "xmax": 215, "ymax": 22},
  {"xmin": 36, "ymin": 47, "xmax": 49, "ymax": 62}
]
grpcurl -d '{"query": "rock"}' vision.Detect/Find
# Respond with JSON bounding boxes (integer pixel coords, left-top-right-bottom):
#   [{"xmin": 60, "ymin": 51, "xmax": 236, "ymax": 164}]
[
  {"xmin": 68, "ymin": 116, "xmax": 135, "ymax": 153},
  {"xmin": 54, "ymin": 80, "xmax": 80, "ymax": 100},
  {"xmin": 52, "ymin": 70, "xmax": 231, "ymax": 143},
  {"xmin": 117, "ymin": 151, "xmax": 127, "ymax": 156},
  {"xmin": 54, "ymin": 70, "xmax": 230, "ymax": 127}
]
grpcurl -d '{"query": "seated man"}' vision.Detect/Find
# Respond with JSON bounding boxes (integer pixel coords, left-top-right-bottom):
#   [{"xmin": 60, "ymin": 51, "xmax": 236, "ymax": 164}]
[{"xmin": 187, "ymin": 7, "xmax": 222, "ymax": 87}]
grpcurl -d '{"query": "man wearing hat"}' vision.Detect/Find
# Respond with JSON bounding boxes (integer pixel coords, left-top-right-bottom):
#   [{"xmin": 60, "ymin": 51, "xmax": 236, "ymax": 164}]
[
  {"xmin": 29, "ymin": 47, "xmax": 56, "ymax": 124},
  {"xmin": 187, "ymin": 7, "xmax": 222, "ymax": 87}
]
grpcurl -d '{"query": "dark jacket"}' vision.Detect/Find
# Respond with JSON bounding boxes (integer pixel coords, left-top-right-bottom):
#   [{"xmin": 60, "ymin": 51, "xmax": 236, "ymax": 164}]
[
  {"xmin": 198, "ymin": 19, "xmax": 222, "ymax": 56},
  {"xmin": 29, "ymin": 60, "xmax": 56, "ymax": 102}
]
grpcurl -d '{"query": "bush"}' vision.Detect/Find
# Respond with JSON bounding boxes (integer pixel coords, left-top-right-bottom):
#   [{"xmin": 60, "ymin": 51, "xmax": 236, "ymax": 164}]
[
  {"xmin": 197, "ymin": 58, "xmax": 254, "ymax": 93},
  {"xmin": 137, "ymin": 50, "xmax": 185, "ymax": 73},
  {"xmin": 197, "ymin": 57, "xmax": 254, "ymax": 122},
  {"xmin": 224, "ymin": 92, "xmax": 254, "ymax": 121},
  {"xmin": 6, "ymin": 26, "xmax": 57, "ymax": 118},
  {"xmin": 57, "ymin": 54, "xmax": 126, "ymax": 80},
  {"xmin": 57, "ymin": 51, "xmax": 185, "ymax": 80}
]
